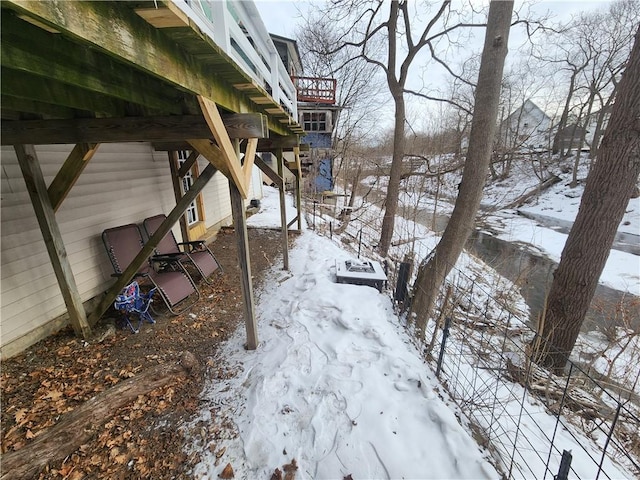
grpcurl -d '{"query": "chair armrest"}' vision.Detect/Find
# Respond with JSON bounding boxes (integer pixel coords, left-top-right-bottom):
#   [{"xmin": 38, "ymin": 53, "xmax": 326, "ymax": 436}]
[
  {"xmin": 151, "ymin": 254, "xmax": 183, "ymax": 263},
  {"xmin": 178, "ymin": 240, "xmax": 205, "ymax": 252}
]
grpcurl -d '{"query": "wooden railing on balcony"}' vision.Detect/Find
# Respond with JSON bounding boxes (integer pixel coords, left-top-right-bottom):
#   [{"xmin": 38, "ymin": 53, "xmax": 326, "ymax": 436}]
[
  {"xmin": 174, "ymin": 0, "xmax": 297, "ymax": 117},
  {"xmin": 293, "ymin": 76, "xmax": 337, "ymax": 104}
]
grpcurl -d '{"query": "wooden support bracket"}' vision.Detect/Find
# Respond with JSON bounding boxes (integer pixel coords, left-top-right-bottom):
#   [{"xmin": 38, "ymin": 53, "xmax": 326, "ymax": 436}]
[
  {"xmin": 196, "ymin": 96, "xmax": 248, "ymax": 198},
  {"xmin": 47, "ymin": 143, "xmax": 99, "ymax": 212},
  {"xmin": 254, "ymin": 156, "xmax": 283, "ymax": 189}
]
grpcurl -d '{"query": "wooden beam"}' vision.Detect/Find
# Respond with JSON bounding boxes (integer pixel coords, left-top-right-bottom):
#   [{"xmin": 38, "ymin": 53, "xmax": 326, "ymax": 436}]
[
  {"xmin": 254, "ymin": 155, "xmax": 283, "ymax": 189},
  {"xmin": 276, "ymin": 148, "xmax": 290, "ymax": 271},
  {"xmin": 1, "ymin": 94, "xmax": 77, "ymax": 119},
  {"xmin": 14, "ymin": 144, "xmax": 92, "ymax": 339},
  {"xmin": 187, "ymin": 139, "xmax": 231, "ymax": 182},
  {"xmin": 1, "ymin": 114, "xmax": 269, "ymax": 146},
  {"xmin": 229, "ymin": 178, "xmax": 258, "ymax": 349},
  {"xmin": 1, "ymin": 1, "xmax": 297, "ymax": 136},
  {"xmin": 1, "ymin": 15, "xmax": 188, "ymax": 115},
  {"xmin": 87, "ymin": 163, "xmax": 218, "ymax": 326},
  {"xmin": 168, "ymin": 151, "xmax": 190, "ymax": 243},
  {"xmin": 1, "ymin": 68, "xmax": 128, "ymax": 118},
  {"xmin": 224, "ymin": 114, "xmax": 269, "ymax": 139},
  {"xmin": 177, "ymin": 150, "xmax": 200, "ymax": 179},
  {"xmin": 196, "ymin": 96, "xmax": 248, "ymax": 198},
  {"xmin": 243, "ymin": 138, "xmax": 258, "ymax": 189},
  {"xmin": 257, "ymin": 136, "xmax": 300, "ymax": 152},
  {"xmin": 134, "ymin": 5, "xmax": 189, "ymax": 28},
  {"xmin": 47, "ymin": 143, "xmax": 100, "ymax": 212}
]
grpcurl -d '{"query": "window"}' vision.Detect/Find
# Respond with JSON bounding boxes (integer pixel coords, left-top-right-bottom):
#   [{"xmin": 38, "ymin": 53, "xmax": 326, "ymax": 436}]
[
  {"xmin": 177, "ymin": 150, "xmax": 199, "ymax": 225},
  {"xmin": 302, "ymin": 112, "xmax": 328, "ymax": 132}
]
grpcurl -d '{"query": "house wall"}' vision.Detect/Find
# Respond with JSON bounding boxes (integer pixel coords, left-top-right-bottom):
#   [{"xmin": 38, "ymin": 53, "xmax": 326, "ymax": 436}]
[
  {"xmin": 502, "ymin": 100, "xmax": 552, "ymax": 151},
  {"xmin": 1, "ymin": 143, "xmax": 234, "ymax": 358}
]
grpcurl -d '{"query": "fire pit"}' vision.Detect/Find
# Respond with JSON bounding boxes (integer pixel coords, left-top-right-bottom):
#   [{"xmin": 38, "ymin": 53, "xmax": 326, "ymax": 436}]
[{"xmin": 335, "ymin": 259, "xmax": 387, "ymax": 292}]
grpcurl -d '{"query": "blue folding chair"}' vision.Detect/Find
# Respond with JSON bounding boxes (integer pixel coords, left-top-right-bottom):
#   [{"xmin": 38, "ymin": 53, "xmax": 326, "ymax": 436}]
[{"xmin": 114, "ymin": 281, "xmax": 156, "ymax": 333}]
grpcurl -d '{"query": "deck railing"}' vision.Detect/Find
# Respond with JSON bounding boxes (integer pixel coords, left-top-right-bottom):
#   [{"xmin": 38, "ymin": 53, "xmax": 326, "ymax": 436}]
[
  {"xmin": 173, "ymin": 0, "xmax": 297, "ymax": 118},
  {"xmin": 293, "ymin": 76, "xmax": 337, "ymax": 104}
]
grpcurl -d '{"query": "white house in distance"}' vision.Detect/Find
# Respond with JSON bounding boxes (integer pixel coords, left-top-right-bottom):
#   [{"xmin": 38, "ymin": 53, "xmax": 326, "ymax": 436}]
[{"xmin": 498, "ymin": 99, "xmax": 553, "ymax": 152}]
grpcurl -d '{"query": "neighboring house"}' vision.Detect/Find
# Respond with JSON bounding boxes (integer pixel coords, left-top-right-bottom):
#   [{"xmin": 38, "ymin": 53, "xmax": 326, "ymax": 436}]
[
  {"xmin": 553, "ymin": 105, "xmax": 612, "ymax": 154},
  {"xmin": 554, "ymin": 123, "xmax": 587, "ymax": 152},
  {"xmin": 498, "ymin": 99, "xmax": 552, "ymax": 152},
  {"xmin": 1, "ymin": 0, "xmax": 303, "ymax": 358},
  {"xmin": 270, "ymin": 35, "xmax": 339, "ymax": 194}
]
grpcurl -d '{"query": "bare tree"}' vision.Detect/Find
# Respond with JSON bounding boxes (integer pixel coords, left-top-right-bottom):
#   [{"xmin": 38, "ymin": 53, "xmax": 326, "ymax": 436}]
[
  {"xmin": 409, "ymin": 0, "xmax": 514, "ymax": 338},
  {"xmin": 302, "ymin": 0, "xmax": 489, "ymax": 257},
  {"xmin": 544, "ymin": 0, "xmax": 638, "ymax": 167},
  {"xmin": 535, "ymin": 26, "xmax": 640, "ymax": 373}
]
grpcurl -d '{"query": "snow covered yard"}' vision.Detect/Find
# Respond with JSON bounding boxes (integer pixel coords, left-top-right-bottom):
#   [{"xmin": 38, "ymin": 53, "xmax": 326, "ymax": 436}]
[
  {"xmin": 191, "ymin": 230, "xmax": 498, "ymax": 479},
  {"xmin": 186, "ymin": 160, "xmax": 639, "ymax": 479}
]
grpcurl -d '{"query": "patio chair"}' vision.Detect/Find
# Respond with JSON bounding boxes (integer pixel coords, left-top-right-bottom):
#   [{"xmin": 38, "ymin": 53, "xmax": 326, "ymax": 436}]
[
  {"xmin": 102, "ymin": 223, "xmax": 199, "ymax": 315},
  {"xmin": 114, "ymin": 281, "xmax": 156, "ymax": 333},
  {"xmin": 143, "ymin": 214, "xmax": 223, "ymax": 285}
]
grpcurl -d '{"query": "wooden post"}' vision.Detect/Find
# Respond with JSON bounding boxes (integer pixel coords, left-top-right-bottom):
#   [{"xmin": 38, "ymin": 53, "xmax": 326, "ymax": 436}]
[
  {"xmin": 295, "ymin": 172, "xmax": 302, "ymax": 231},
  {"xmin": 14, "ymin": 144, "xmax": 92, "ymax": 339},
  {"xmin": 232, "ymin": 140, "xmax": 258, "ymax": 349},
  {"xmin": 276, "ymin": 148, "xmax": 290, "ymax": 270},
  {"xmin": 293, "ymin": 146, "xmax": 303, "ymax": 231},
  {"xmin": 167, "ymin": 151, "xmax": 189, "ymax": 242}
]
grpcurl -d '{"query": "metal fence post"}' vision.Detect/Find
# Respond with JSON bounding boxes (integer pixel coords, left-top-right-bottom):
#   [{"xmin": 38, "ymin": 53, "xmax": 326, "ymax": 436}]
[
  {"xmin": 554, "ymin": 450, "xmax": 572, "ymax": 480},
  {"xmin": 596, "ymin": 404, "xmax": 621, "ymax": 480},
  {"xmin": 436, "ymin": 317, "xmax": 452, "ymax": 379},
  {"xmin": 313, "ymin": 201, "xmax": 317, "ymax": 230},
  {"xmin": 394, "ymin": 261, "xmax": 411, "ymax": 304}
]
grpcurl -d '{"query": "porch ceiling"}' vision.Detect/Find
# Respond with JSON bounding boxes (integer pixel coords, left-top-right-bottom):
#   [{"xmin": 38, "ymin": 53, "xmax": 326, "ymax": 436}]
[{"xmin": 0, "ymin": 0, "xmax": 304, "ymax": 145}]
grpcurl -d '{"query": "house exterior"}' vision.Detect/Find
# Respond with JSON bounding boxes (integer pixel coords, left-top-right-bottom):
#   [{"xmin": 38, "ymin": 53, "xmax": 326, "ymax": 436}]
[
  {"xmin": 1, "ymin": 0, "xmax": 303, "ymax": 358},
  {"xmin": 270, "ymin": 35, "xmax": 339, "ymax": 194},
  {"xmin": 498, "ymin": 99, "xmax": 553, "ymax": 152}
]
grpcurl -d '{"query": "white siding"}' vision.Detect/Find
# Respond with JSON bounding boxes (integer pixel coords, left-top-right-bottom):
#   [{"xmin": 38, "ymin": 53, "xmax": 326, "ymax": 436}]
[
  {"xmin": 195, "ymin": 156, "xmax": 233, "ymax": 229},
  {"xmin": 249, "ymin": 165, "xmax": 264, "ymax": 201},
  {"xmin": 1, "ymin": 144, "xmax": 232, "ymax": 356}
]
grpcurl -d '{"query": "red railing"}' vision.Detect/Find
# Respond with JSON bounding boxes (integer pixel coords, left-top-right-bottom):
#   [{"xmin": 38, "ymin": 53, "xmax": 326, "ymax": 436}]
[{"xmin": 293, "ymin": 76, "xmax": 337, "ymax": 104}]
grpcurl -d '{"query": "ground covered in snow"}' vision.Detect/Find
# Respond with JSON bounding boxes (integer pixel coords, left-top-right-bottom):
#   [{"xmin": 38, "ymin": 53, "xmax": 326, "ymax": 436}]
[
  {"xmin": 191, "ymin": 230, "xmax": 498, "ymax": 479},
  {"xmin": 188, "ymin": 155, "xmax": 639, "ymax": 479}
]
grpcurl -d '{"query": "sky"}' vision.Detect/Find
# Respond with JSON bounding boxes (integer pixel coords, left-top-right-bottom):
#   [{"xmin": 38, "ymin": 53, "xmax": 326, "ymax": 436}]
[
  {"xmin": 255, "ymin": 0, "xmax": 613, "ymax": 39},
  {"xmin": 254, "ymin": 0, "xmax": 615, "ymax": 131}
]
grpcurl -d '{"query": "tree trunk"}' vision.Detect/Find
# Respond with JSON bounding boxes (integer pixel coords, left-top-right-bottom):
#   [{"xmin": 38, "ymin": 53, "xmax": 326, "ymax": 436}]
[
  {"xmin": 410, "ymin": 0, "xmax": 514, "ymax": 337},
  {"xmin": 552, "ymin": 69, "xmax": 579, "ymax": 156},
  {"xmin": 337, "ymin": 165, "xmax": 361, "ymax": 233},
  {"xmin": 1, "ymin": 351, "xmax": 199, "ymax": 480},
  {"xmin": 536, "ymin": 26, "xmax": 640, "ymax": 373},
  {"xmin": 378, "ymin": 90, "xmax": 407, "ymax": 257},
  {"xmin": 590, "ymin": 88, "xmax": 616, "ymax": 160},
  {"xmin": 571, "ymin": 87, "xmax": 596, "ymax": 187}
]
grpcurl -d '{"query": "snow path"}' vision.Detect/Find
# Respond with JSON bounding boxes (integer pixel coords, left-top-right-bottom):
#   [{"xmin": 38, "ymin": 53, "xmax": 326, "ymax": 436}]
[{"xmin": 194, "ymin": 231, "xmax": 497, "ymax": 479}]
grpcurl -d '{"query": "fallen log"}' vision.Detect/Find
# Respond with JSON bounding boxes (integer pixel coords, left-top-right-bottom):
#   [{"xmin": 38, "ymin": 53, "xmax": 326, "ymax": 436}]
[
  {"xmin": 1, "ymin": 351, "xmax": 199, "ymax": 480},
  {"xmin": 501, "ymin": 174, "xmax": 561, "ymax": 210}
]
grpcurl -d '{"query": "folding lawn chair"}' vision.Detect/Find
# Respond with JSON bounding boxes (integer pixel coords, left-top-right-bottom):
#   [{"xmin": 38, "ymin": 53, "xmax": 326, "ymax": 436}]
[
  {"xmin": 114, "ymin": 281, "xmax": 156, "ymax": 333},
  {"xmin": 143, "ymin": 214, "xmax": 223, "ymax": 285},
  {"xmin": 102, "ymin": 223, "xmax": 199, "ymax": 315}
]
